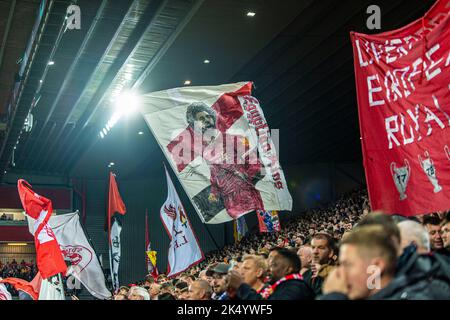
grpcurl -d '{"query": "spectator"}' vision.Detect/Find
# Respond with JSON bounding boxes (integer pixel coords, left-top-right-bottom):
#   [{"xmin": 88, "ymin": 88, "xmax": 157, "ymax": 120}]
[
  {"xmin": 303, "ymin": 233, "xmax": 336, "ymax": 295},
  {"xmin": 397, "ymin": 220, "xmax": 430, "ymax": 254},
  {"xmin": 423, "ymin": 215, "xmax": 444, "ymax": 252},
  {"xmin": 174, "ymin": 281, "xmax": 189, "ymax": 298},
  {"xmin": 128, "ymin": 286, "xmax": 150, "ymax": 300},
  {"xmin": 297, "ymin": 245, "xmax": 313, "ymax": 275},
  {"xmin": 149, "ymin": 283, "xmax": 161, "ymax": 300},
  {"xmin": 206, "ymin": 263, "xmax": 230, "ymax": 300},
  {"xmin": 227, "ymin": 248, "xmax": 314, "ymax": 300},
  {"xmin": 441, "ymin": 218, "xmax": 450, "ymax": 256},
  {"xmin": 239, "ymin": 255, "xmax": 267, "ymax": 293},
  {"xmin": 177, "ymin": 286, "xmax": 190, "ymax": 300},
  {"xmin": 321, "ymin": 224, "xmax": 450, "ymax": 300},
  {"xmin": 188, "ymin": 280, "xmax": 212, "ymax": 300}
]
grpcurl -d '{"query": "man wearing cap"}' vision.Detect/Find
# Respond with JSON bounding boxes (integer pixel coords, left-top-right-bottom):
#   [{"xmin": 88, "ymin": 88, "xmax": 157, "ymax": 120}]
[{"xmin": 206, "ymin": 263, "xmax": 231, "ymax": 300}]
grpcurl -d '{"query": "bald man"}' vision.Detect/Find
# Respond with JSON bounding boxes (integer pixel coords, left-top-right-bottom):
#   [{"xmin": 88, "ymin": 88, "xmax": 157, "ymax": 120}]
[
  {"xmin": 297, "ymin": 245, "xmax": 313, "ymax": 275},
  {"xmin": 188, "ymin": 280, "xmax": 212, "ymax": 300}
]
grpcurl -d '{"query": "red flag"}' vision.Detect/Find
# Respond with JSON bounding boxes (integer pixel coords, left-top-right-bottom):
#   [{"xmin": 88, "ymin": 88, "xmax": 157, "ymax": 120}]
[
  {"xmin": 17, "ymin": 180, "xmax": 67, "ymax": 279},
  {"xmin": 106, "ymin": 172, "xmax": 126, "ymax": 241},
  {"xmin": 350, "ymin": 0, "xmax": 450, "ymax": 216},
  {"xmin": 0, "ymin": 272, "xmax": 42, "ymax": 300}
]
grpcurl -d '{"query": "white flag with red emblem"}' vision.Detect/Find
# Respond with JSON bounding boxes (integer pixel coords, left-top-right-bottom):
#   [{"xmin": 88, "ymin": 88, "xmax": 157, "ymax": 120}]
[
  {"xmin": 27, "ymin": 212, "xmax": 111, "ymax": 300},
  {"xmin": 160, "ymin": 166, "xmax": 204, "ymax": 278}
]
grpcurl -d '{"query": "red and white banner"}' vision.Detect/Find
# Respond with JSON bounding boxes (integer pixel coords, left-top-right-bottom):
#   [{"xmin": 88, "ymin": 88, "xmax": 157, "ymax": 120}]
[
  {"xmin": 27, "ymin": 212, "xmax": 111, "ymax": 300},
  {"xmin": 160, "ymin": 166, "xmax": 204, "ymax": 278},
  {"xmin": 351, "ymin": 0, "xmax": 450, "ymax": 216},
  {"xmin": 17, "ymin": 179, "xmax": 67, "ymax": 279},
  {"xmin": 0, "ymin": 272, "xmax": 42, "ymax": 300},
  {"xmin": 141, "ymin": 82, "xmax": 292, "ymax": 224}
]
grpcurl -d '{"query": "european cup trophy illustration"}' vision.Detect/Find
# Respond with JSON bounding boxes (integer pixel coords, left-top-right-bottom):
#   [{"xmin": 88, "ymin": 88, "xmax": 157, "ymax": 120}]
[
  {"xmin": 390, "ymin": 159, "xmax": 410, "ymax": 201},
  {"xmin": 418, "ymin": 151, "xmax": 442, "ymax": 193},
  {"xmin": 445, "ymin": 145, "xmax": 450, "ymax": 161}
]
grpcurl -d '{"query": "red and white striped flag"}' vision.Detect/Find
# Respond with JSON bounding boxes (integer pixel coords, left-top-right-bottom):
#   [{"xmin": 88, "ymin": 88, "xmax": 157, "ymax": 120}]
[{"xmin": 17, "ymin": 179, "xmax": 67, "ymax": 279}]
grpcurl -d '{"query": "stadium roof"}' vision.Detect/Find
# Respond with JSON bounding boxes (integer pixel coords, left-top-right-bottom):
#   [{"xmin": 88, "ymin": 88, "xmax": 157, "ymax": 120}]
[{"xmin": 0, "ymin": 0, "xmax": 436, "ymax": 180}]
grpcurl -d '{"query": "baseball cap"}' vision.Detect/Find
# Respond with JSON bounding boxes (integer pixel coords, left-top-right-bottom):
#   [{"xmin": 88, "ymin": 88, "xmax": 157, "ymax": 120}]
[{"xmin": 206, "ymin": 263, "xmax": 230, "ymax": 276}]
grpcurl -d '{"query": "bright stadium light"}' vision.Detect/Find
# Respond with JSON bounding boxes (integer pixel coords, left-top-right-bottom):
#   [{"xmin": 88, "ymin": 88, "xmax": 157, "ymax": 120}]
[
  {"xmin": 100, "ymin": 131, "xmax": 104, "ymax": 139},
  {"xmin": 114, "ymin": 90, "xmax": 141, "ymax": 117}
]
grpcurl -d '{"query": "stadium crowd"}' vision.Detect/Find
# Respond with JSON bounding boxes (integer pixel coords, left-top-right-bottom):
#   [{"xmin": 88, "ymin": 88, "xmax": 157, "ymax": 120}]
[
  {"xmin": 0, "ymin": 260, "xmax": 37, "ymax": 281},
  {"xmin": 113, "ymin": 189, "xmax": 450, "ymax": 300}
]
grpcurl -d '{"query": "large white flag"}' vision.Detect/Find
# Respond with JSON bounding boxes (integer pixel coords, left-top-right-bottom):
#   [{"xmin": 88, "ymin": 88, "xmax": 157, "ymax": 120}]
[
  {"xmin": 27, "ymin": 212, "xmax": 111, "ymax": 299},
  {"xmin": 141, "ymin": 82, "xmax": 293, "ymax": 224},
  {"xmin": 161, "ymin": 167, "xmax": 204, "ymax": 277}
]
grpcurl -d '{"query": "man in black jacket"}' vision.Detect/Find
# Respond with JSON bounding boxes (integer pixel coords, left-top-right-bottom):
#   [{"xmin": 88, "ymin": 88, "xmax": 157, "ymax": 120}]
[
  {"xmin": 320, "ymin": 224, "xmax": 450, "ymax": 300},
  {"xmin": 226, "ymin": 248, "xmax": 314, "ymax": 300}
]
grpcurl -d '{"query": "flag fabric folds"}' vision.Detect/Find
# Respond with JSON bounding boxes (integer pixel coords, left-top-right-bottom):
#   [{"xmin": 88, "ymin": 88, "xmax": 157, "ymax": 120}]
[
  {"xmin": 26, "ymin": 212, "xmax": 111, "ymax": 300},
  {"xmin": 0, "ymin": 272, "xmax": 42, "ymax": 300},
  {"xmin": 257, "ymin": 210, "xmax": 281, "ymax": 233},
  {"xmin": 145, "ymin": 210, "xmax": 159, "ymax": 279},
  {"xmin": 350, "ymin": 0, "xmax": 450, "ymax": 216},
  {"xmin": 141, "ymin": 82, "xmax": 293, "ymax": 224},
  {"xmin": 106, "ymin": 172, "xmax": 126, "ymax": 293},
  {"xmin": 17, "ymin": 179, "xmax": 67, "ymax": 279},
  {"xmin": 160, "ymin": 166, "xmax": 204, "ymax": 278},
  {"xmin": 38, "ymin": 274, "xmax": 65, "ymax": 300}
]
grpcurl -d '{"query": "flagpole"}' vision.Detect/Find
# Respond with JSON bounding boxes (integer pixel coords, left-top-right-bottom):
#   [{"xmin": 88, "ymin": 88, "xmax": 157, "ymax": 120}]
[{"xmin": 145, "ymin": 209, "xmax": 149, "ymax": 275}]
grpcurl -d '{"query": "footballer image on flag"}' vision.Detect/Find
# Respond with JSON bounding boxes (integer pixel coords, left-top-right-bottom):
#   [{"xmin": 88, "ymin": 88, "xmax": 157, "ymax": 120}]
[{"xmin": 141, "ymin": 82, "xmax": 293, "ymax": 224}]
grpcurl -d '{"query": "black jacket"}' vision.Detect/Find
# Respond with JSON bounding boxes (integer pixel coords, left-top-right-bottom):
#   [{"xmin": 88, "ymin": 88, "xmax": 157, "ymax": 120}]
[
  {"xmin": 236, "ymin": 279, "xmax": 315, "ymax": 300},
  {"xmin": 319, "ymin": 251, "xmax": 450, "ymax": 300}
]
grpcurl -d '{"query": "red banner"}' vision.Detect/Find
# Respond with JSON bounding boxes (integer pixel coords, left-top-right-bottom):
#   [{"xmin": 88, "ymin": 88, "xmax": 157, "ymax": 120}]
[
  {"xmin": 17, "ymin": 180, "xmax": 67, "ymax": 279},
  {"xmin": 351, "ymin": 0, "xmax": 450, "ymax": 216}
]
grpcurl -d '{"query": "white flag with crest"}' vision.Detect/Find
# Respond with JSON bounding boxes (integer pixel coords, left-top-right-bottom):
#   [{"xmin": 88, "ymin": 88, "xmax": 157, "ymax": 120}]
[
  {"xmin": 27, "ymin": 211, "xmax": 111, "ymax": 299},
  {"xmin": 161, "ymin": 166, "xmax": 204, "ymax": 277}
]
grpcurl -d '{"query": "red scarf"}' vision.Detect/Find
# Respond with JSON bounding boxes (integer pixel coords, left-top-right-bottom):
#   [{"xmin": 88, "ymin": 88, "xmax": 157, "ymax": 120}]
[{"xmin": 260, "ymin": 273, "xmax": 303, "ymax": 299}]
